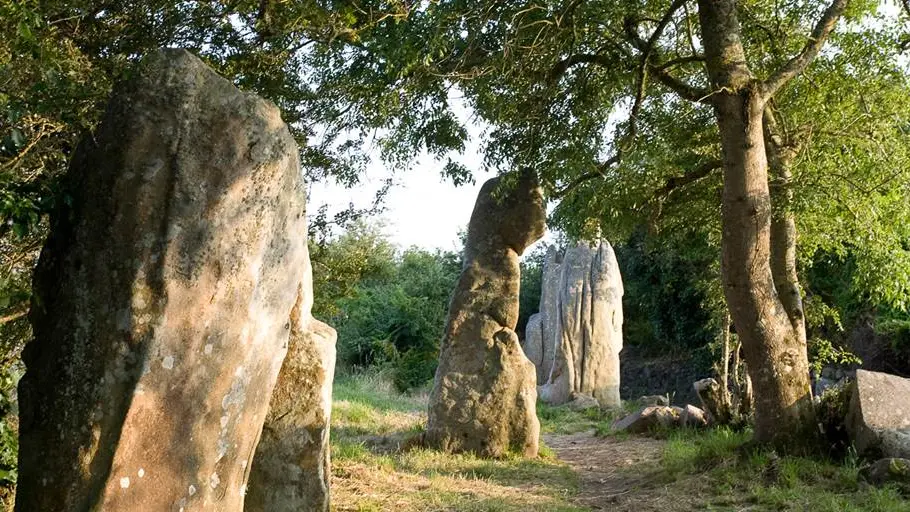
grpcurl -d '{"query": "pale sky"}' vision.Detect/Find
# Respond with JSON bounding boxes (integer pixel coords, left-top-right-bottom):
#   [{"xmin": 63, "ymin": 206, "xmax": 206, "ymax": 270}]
[
  {"xmin": 308, "ymin": 95, "xmax": 503, "ymax": 252},
  {"xmin": 308, "ymin": 143, "xmax": 494, "ymax": 252}
]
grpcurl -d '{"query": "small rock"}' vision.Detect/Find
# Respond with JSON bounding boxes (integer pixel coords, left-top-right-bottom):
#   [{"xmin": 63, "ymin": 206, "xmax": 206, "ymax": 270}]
[
  {"xmin": 680, "ymin": 404, "xmax": 709, "ymax": 428},
  {"xmin": 565, "ymin": 392, "xmax": 600, "ymax": 411},
  {"xmin": 861, "ymin": 458, "xmax": 910, "ymax": 491},
  {"xmin": 612, "ymin": 406, "xmax": 681, "ymax": 434},
  {"xmin": 639, "ymin": 395, "xmax": 670, "ymax": 407}
]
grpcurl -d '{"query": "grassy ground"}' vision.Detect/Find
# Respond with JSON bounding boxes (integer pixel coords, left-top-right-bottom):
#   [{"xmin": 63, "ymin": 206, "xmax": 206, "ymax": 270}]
[
  {"xmin": 654, "ymin": 427, "xmax": 910, "ymax": 511},
  {"xmin": 331, "ymin": 371, "xmax": 584, "ymax": 511},
  {"xmin": 331, "ymin": 371, "xmax": 910, "ymax": 512}
]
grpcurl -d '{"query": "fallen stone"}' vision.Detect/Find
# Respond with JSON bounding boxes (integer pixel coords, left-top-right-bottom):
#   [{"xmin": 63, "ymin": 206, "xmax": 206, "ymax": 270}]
[
  {"xmin": 16, "ymin": 49, "xmax": 307, "ymax": 511},
  {"xmin": 847, "ymin": 370, "xmax": 910, "ymax": 459},
  {"xmin": 612, "ymin": 406, "xmax": 682, "ymax": 434},
  {"xmin": 681, "ymin": 404, "xmax": 709, "ymax": 428},
  {"xmin": 860, "ymin": 458, "xmax": 910, "ymax": 492},
  {"xmin": 639, "ymin": 395, "xmax": 670, "ymax": 407},
  {"xmin": 694, "ymin": 377, "xmax": 730, "ymax": 425},
  {"xmin": 565, "ymin": 392, "xmax": 600, "ymax": 412},
  {"xmin": 425, "ymin": 171, "xmax": 546, "ymax": 458}
]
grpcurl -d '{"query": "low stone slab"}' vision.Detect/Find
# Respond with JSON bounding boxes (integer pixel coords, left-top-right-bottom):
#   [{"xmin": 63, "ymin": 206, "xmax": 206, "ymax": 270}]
[
  {"xmin": 612, "ymin": 406, "xmax": 681, "ymax": 434},
  {"xmin": 847, "ymin": 370, "xmax": 910, "ymax": 459},
  {"xmin": 860, "ymin": 458, "xmax": 910, "ymax": 492}
]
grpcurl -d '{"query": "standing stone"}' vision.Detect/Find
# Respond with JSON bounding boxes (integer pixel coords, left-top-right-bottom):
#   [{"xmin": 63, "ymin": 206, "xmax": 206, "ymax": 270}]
[
  {"xmin": 538, "ymin": 241, "xmax": 624, "ymax": 408},
  {"xmin": 538, "ymin": 247, "xmax": 563, "ymax": 382},
  {"xmin": 522, "ymin": 245, "xmax": 561, "ymax": 384},
  {"xmin": 245, "ymin": 244, "xmax": 337, "ymax": 511},
  {"xmin": 16, "ymin": 49, "xmax": 307, "ymax": 511},
  {"xmin": 522, "ymin": 314, "xmax": 544, "ymax": 380},
  {"xmin": 425, "ymin": 172, "xmax": 546, "ymax": 458}
]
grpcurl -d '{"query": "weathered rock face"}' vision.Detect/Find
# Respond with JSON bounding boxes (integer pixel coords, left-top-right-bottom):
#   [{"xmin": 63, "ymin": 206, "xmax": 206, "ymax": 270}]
[
  {"xmin": 611, "ymin": 406, "xmax": 681, "ymax": 434},
  {"xmin": 847, "ymin": 370, "xmax": 910, "ymax": 459},
  {"xmin": 860, "ymin": 458, "xmax": 910, "ymax": 492},
  {"xmin": 426, "ymin": 172, "xmax": 546, "ymax": 458},
  {"xmin": 523, "ymin": 314, "xmax": 544, "ymax": 380},
  {"xmin": 245, "ymin": 245, "xmax": 337, "ymax": 511},
  {"xmin": 538, "ymin": 247, "xmax": 563, "ymax": 381},
  {"xmin": 523, "ymin": 247, "xmax": 562, "ymax": 384},
  {"xmin": 16, "ymin": 49, "xmax": 308, "ymax": 511},
  {"xmin": 538, "ymin": 241, "xmax": 624, "ymax": 408}
]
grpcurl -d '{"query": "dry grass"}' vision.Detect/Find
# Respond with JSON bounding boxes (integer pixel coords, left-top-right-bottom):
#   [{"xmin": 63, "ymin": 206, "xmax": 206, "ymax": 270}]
[
  {"xmin": 330, "ymin": 371, "xmax": 584, "ymax": 512},
  {"xmin": 330, "ymin": 372, "xmax": 910, "ymax": 512}
]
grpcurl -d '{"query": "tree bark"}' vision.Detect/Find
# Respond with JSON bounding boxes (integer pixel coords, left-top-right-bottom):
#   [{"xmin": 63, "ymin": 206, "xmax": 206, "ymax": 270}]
[
  {"xmin": 764, "ymin": 109, "xmax": 808, "ymax": 347},
  {"xmin": 697, "ymin": 0, "xmax": 817, "ymax": 448}
]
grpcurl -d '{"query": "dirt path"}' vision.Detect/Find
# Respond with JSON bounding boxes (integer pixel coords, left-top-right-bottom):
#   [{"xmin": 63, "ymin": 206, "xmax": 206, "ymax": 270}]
[{"xmin": 544, "ymin": 431, "xmax": 700, "ymax": 511}]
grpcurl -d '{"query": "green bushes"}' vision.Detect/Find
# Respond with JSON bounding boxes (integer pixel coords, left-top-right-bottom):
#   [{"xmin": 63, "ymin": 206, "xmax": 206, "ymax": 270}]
[{"xmin": 313, "ymin": 224, "xmax": 461, "ymax": 391}]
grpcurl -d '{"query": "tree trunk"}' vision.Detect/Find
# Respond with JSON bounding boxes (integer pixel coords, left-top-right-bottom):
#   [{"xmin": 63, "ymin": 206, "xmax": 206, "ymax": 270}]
[
  {"xmin": 698, "ymin": 0, "xmax": 815, "ymax": 448},
  {"xmin": 764, "ymin": 109, "xmax": 808, "ymax": 348}
]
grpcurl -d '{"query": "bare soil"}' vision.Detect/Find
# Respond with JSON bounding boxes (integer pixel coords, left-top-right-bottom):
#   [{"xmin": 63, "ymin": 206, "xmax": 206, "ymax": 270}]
[{"xmin": 544, "ymin": 431, "xmax": 707, "ymax": 511}]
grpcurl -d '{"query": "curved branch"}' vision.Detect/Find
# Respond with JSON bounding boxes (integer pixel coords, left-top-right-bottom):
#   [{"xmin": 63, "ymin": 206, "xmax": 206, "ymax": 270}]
[
  {"xmin": 549, "ymin": 53, "xmax": 615, "ymax": 81},
  {"xmin": 623, "ymin": 2, "xmax": 710, "ymax": 103},
  {"xmin": 551, "ymin": 155, "xmax": 620, "ymax": 199},
  {"xmin": 653, "ymin": 159, "xmax": 723, "ymax": 199},
  {"xmin": 761, "ymin": 0, "xmax": 849, "ymax": 99},
  {"xmin": 0, "ymin": 307, "xmax": 28, "ymax": 326}
]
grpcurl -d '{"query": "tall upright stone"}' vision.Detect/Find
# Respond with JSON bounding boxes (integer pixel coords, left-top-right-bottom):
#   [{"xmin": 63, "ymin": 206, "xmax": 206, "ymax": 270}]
[
  {"xmin": 538, "ymin": 241, "xmax": 624, "ymax": 407},
  {"xmin": 16, "ymin": 49, "xmax": 308, "ymax": 511},
  {"xmin": 522, "ymin": 246, "xmax": 562, "ymax": 384},
  {"xmin": 426, "ymin": 172, "xmax": 546, "ymax": 458},
  {"xmin": 245, "ymin": 247, "xmax": 337, "ymax": 512},
  {"xmin": 522, "ymin": 314, "xmax": 545, "ymax": 381}
]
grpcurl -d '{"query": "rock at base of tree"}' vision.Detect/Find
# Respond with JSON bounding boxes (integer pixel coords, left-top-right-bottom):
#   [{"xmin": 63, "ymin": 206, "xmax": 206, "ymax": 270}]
[
  {"xmin": 565, "ymin": 392, "xmax": 600, "ymax": 412},
  {"xmin": 847, "ymin": 370, "xmax": 910, "ymax": 459},
  {"xmin": 860, "ymin": 458, "xmax": 910, "ymax": 492},
  {"xmin": 694, "ymin": 378, "xmax": 728, "ymax": 424},
  {"xmin": 246, "ymin": 313, "xmax": 337, "ymax": 511},
  {"xmin": 425, "ymin": 172, "xmax": 546, "ymax": 458},
  {"xmin": 681, "ymin": 404, "xmax": 710, "ymax": 429},
  {"xmin": 814, "ymin": 376, "xmax": 840, "ymax": 397},
  {"xmin": 612, "ymin": 406, "xmax": 682, "ymax": 434},
  {"xmin": 639, "ymin": 394, "xmax": 670, "ymax": 407},
  {"xmin": 15, "ymin": 49, "xmax": 308, "ymax": 511}
]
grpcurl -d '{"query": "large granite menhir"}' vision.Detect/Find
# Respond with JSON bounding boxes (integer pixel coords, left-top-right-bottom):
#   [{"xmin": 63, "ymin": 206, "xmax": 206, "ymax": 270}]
[
  {"xmin": 532, "ymin": 241, "xmax": 624, "ymax": 408},
  {"xmin": 426, "ymin": 172, "xmax": 546, "ymax": 458},
  {"xmin": 246, "ymin": 248, "xmax": 338, "ymax": 512},
  {"xmin": 16, "ymin": 49, "xmax": 309, "ymax": 511}
]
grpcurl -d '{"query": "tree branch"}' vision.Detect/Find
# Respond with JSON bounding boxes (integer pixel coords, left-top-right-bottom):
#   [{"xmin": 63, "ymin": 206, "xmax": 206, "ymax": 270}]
[
  {"xmin": 653, "ymin": 159, "xmax": 723, "ymax": 198},
  {"xmin": 761, "ymin": 0, "xmax": 849, "ymax": 99},
  {"xmin": 623, "ymin": 3, "xmax": 711, "ymax": 103},
  {"xmin": 657, "ymin": 54, "xmax": 705, "ymax": 70},
  {"xmin": 0, "ymin": 307, "xmax": 28, "ymax": 326},
  {"xmin": 552, "ymin": 155, "xmax": 620, "ymax": 199},
  {"xmin": 549, "ymin": 53, "xmax": 614, "ymax": 81}
]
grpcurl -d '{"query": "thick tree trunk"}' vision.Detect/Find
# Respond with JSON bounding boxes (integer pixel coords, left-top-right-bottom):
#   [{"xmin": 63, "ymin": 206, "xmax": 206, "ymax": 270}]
[{"xmin": 698, "ymin": 0, "xmax": 816, "ymax": 448}]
